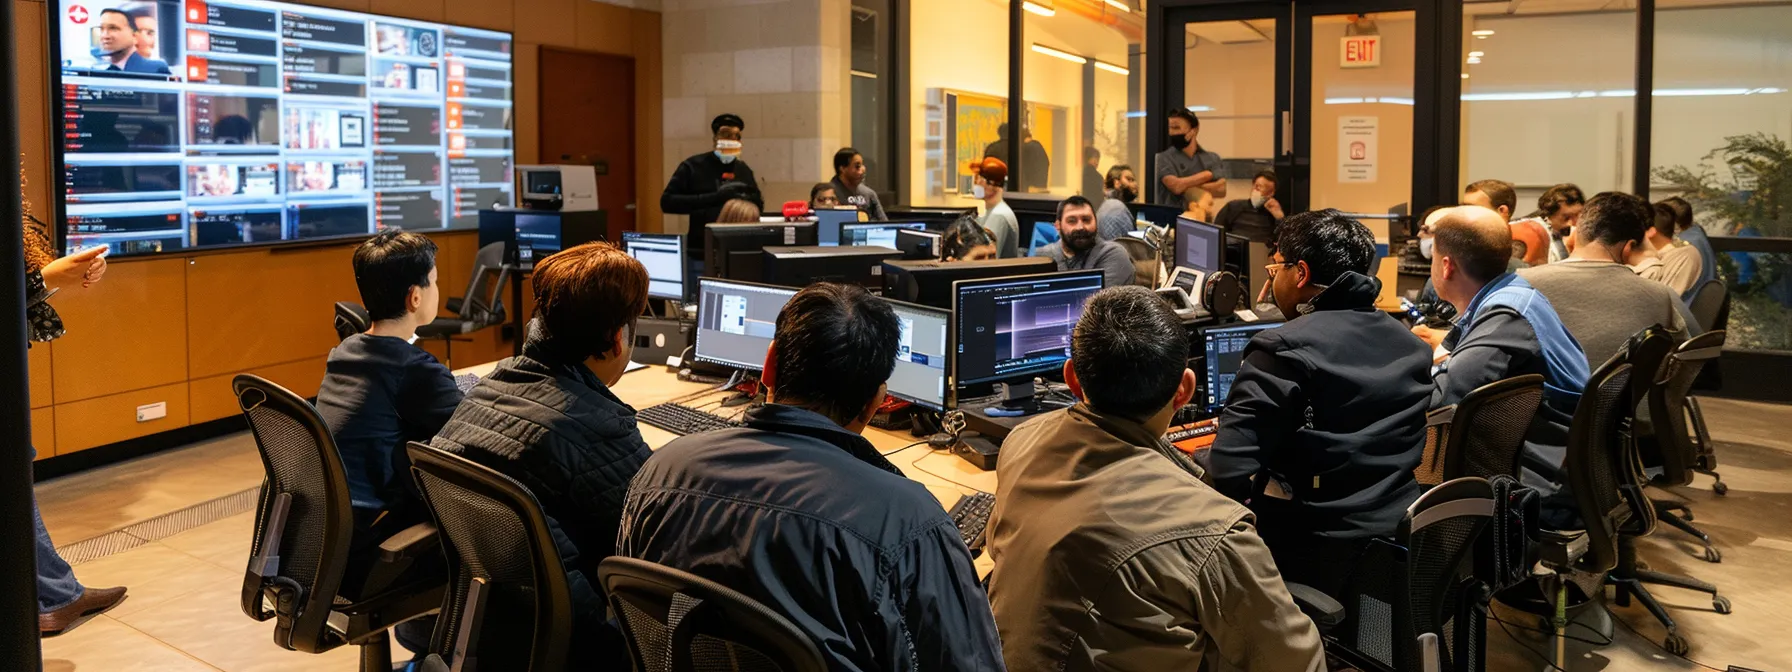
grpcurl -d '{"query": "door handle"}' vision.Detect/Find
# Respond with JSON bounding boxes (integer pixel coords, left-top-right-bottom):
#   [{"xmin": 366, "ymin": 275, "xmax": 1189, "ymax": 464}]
[
  {"xmin": 1280, "ymin": 110, "xmax": 1293, "ymax": 156},
  {"xmin": 625, "ymin": 203, "xmax": 637, "ymax": 211}
]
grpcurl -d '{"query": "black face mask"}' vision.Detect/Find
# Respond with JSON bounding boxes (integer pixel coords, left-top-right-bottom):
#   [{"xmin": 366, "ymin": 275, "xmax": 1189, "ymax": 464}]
[{"xmin": 1169, "ymin": 133, "xmax": 1192, "ymax": 150}]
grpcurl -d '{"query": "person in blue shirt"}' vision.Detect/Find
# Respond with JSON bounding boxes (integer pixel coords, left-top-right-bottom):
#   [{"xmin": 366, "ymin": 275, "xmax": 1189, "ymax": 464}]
[{"xmin": 92, "ymin": 9, "xmax": 171, "ymax": 75}]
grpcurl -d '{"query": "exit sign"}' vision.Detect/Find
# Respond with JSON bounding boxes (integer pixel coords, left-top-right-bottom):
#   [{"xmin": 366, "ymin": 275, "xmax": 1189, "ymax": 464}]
[{"xmin": 1341, "ymin": 35, "xmax": 1381, "ymax": 68}]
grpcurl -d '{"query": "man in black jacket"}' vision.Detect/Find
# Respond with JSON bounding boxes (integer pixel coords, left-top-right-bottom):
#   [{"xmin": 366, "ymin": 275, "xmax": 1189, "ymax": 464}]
[
  {"xmin": 660, "ymin": 113, "xmax": 764, "ymax": 258},
  {"xmin": 1209, "ymin": 209, "xmax": 1433, "ymax": 595},
  {"xmin": 432, "ymin": 241, "xmax": 652, "ymax": 667},
  {"xmin": 619, "ymin": 283, "xmax": 1004, "ymax": 671}
]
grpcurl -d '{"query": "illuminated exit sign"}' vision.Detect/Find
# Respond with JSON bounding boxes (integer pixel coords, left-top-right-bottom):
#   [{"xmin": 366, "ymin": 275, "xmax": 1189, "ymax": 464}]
[{"xmin": 1341, "ymin": 35, "xmax": 1381, "ymax": 68}]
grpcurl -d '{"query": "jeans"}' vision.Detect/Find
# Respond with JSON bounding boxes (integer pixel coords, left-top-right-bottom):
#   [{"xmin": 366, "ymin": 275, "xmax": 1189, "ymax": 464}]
[{"xmin": 33, "ymin": 448, "xmax": 84, "ymax": 613}]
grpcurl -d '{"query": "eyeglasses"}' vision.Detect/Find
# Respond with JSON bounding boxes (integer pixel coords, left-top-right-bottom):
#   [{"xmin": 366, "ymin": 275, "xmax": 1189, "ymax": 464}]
[{"xmin": 1265, "ymin": 261, "xmax": 1297, "ymax": 276}]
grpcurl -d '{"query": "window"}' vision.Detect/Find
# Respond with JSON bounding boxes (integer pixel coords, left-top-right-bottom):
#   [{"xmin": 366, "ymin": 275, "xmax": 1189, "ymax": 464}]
[
  {"xmin": 1019, "ymin": 0, "xmax": 1144, "ymax": 200},
  {"xmin": 905, "ymin": 0, "xmax": 1010, "ymax": 207},
  {"xmin": 851, "ymin": 2, "xmax": 893, "ymax": 201}
]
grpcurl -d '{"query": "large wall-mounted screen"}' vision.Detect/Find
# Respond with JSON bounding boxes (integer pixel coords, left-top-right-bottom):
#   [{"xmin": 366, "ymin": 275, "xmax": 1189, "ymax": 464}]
[{"xmin": 52, "ymin": 0, "xmax": 515, "ymax": 256}]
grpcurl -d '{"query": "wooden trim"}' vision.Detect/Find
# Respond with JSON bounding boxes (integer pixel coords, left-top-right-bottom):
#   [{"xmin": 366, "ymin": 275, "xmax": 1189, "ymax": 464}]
[{"xmin": 54, "ymin": 382, "xmax": 191, "ymax": 456}]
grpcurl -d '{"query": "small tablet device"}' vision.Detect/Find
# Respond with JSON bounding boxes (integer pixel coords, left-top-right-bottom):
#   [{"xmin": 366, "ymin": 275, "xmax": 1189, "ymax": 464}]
[{"xmin": 1163, "ymin": 266, "xmax": 1205, "ymax": 294}]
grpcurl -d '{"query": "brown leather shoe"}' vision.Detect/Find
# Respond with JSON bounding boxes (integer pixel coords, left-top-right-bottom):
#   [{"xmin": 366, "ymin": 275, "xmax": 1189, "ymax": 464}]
[{"xmin": 40, "ymin": 585, "xmax": 127, "ymax": 637}]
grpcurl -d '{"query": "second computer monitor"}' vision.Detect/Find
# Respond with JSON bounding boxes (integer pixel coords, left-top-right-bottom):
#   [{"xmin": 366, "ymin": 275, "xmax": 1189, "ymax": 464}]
[
  {"xmin": 881, "ymin": 257, "xmax": 1057, "ymax": 309},
  {"xmin": 815, "ymin": 208, "xmax": 865, "ymax": 246},
  {"xmin": 622, "ymin": 232, "xmax": 686, "ymax": 301},
  {"xmin": 705, "ymin": 222, "xmax": 818, "ymax": 283},
  {"xmin": 1176, "ymin": 216, "xmax": 1225, "ymax": 275},
  {"xmin": 894, "ymin": 229, "xmax": 942, "ymax": 260},
  {"xmin": 887, "ymin": 299, "xmax": 951, "ymax": 410},
  {"xmin": 841, "ymin": 222, "xmax": 926, "ymax": 248},
  {"xmin": 952, "ymin": 271, "xmax": 1105, "ymax": 389},
  {"xmin": 1201, "ymin": 321, "xmax": 1282, "ymax": 413},
  {"xmin": 692, "ymin": 277, "xmax": 798, "ymax": 372}
]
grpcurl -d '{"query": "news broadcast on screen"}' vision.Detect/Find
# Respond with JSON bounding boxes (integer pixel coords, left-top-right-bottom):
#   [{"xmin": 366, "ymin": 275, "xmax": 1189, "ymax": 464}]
[{"xmin": 53, "ymin": 0, "xmax": 516, "ymax": 256}]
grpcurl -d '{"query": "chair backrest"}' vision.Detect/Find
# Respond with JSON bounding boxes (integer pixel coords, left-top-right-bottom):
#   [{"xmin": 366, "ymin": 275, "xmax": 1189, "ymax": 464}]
[
  {"xmin": 1624, "ymin": 325, "xmax": 1676, "ymax": 411},
  {"xmin": 1113, "ymin": 235, "xmax": 1156, "ymax": 262},
  {"xmin": 453, "ymin": 242, "xmax": 511, "ymax": 324},
  {"xmin": 406, "ymin": 442, "xmax": 571, "ymax": 672},
  {"xmin": 232, "ymin": 375, "xmax": 355, "ymax": 653},
  {"xmin": 1562, "ymin": 349, "xmax": 1637, "ymax": 573},
  {"xmin": 1646, "ymin": 330, "xmax": 1726, "ymax": 487},
  {"xmin": 1687, "ymin": 279, "xmax": 1727, "ymax": 333},
  {"xmin": 1433, "ymin": 375, "xmax": 1545, "ymax": 483},
  {"xmin": 1401, "ymin": 477, "xmax": 1495, "ymax": 672},
  {"xmin": 333, "ymin": 301, "xmax": 371, "ymax": 341},
  {"xmin": 600, "ymin": 557, "xmax": 828, "ymax": 672}
]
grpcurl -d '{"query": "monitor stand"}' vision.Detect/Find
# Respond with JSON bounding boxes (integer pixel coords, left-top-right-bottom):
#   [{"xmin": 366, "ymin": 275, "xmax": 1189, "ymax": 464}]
[{"xmin": 981, "ymin": 381, "xmax": 1067, "ymax": 418}]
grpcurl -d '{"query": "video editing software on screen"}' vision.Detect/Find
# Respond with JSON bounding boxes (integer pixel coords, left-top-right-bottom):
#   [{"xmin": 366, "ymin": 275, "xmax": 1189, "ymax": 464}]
[
  {"xmin": 55, "ymin": 0, "xmax": 515, "ymax": 255},
  {"xmin": 953, "ymin": 272, "xmax": 1103, "ymax": 387}
]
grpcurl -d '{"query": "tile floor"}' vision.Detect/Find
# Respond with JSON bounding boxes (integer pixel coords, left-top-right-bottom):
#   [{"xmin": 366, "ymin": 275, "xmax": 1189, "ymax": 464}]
[{"xmin": 33, "ymin": 398, "xmax": 1792, "ymax": 671}]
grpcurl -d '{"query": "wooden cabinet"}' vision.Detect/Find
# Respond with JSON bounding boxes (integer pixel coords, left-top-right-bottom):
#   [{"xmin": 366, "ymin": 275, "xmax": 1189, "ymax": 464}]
[
  {"xmin": 49, "ymin": 258, "xmax": 189, "ymax": 404},
  {"xmin": 55, "ymin": 382, "xmax": 190, "ymax": 456},
  {"xmin": 32, "ymin": 408, "xmax": 54, "ymax": 459},
  {"xmin": 185, "ymin": 246, "xmax": 359, "ymax": 380},
  {"xmin": 28, "ymin": 342, "xmax": 51, "ymax": 409}
]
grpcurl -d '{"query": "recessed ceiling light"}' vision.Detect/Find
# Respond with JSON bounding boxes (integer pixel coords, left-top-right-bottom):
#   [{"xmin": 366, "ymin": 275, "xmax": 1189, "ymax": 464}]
[
  {"xmin": 1462, "ymin": 73, "xmax": 1470, "ymax": 79},
  {"xmin": 1094, "ymin": 60, "xmax": 1130, "ymax": 75},
  {"xmin": 1472, "ymin": 29, "xmax": 1495, "ymax": 36},
  {"xmin": 1468, "ymin": 51, "xmax": 1484, "ymax": 57},
  {"xmin": 1104, "ymin": 0, "xmax": 1131, "ymax": 11},
  {"xmin": 1023, "ymin": 1, "xmax": 1056, "ymax": 17},
  {"xmin": 1031, "ymin": 44, "xmax": 1086, "ymax": 64}
]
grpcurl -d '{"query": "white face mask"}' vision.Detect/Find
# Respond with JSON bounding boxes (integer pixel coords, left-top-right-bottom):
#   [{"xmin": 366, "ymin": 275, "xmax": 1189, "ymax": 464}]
[
  {"xmin": 1250, "ymin": 192, "xmax": 1269, "ymax": 209},
  {"xmin": 973, "ymin": 184, "xmax": 987, "ymax": 200},
  {"xmin": 715, "ymin": 139, "xmax": 741, "ymax": 164},
  {"xmin": 1419, "ymin": 237, "xmax": 1435, "ymax": 259}
]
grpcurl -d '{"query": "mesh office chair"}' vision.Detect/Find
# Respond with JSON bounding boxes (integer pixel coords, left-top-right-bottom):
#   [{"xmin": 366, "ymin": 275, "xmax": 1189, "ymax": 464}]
[
  {"xmin": 1687, "ymin": 279, "xmax": 1728, "ymax": 334},
  {"xmin": 335, "ymin": 301, "xmax": 372, "ymax": 341},
  {"xmin": 1111, "ymin": 236, "xmax": 1159, "ymax": 287},
  {"xmin": 406, "ymin": 442, "xmax": 572, "ymax": 672},
  {"xmin": 1291, "ymin": 477, "xmax": 1497, "ymax": 672},
  {"xmin": 1417, "ymin": 375, "xmax": 1544, "ymax": 487},
  {"xmin": 1642, "ymin": 330, "xmax": 1727, "ymax": 561},
  {"xmin": 416, "ymin": 242, "xmax": 513, "ymax": 365},
  {"xmin": 599, "ymin": 557, "xmax": 829, "ymax": 672},
  {"xmin": 233, "ymin": 375, "xmax": 445, "ymax": 672}
]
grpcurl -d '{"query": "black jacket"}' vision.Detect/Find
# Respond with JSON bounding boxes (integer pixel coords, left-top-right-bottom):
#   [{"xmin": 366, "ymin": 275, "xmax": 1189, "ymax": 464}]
[
  {"xmin": 431, "ymin": 330, "xmax": 651, "ymax": 657},
  {"xmin": 1210, "ymin": 272, "xmax": 1432, "ymax": 547},
  {"xmin": 1213, "ymin": 199, "xmax": 1280, "ymax": 244},
  {"xmin": 619, "ymin": 404, "xmax": 1005, "ymax": 671},
  {"xmin": 660, "ymin": 152, "xmax": 763, "ymax": 254},
  {"xmin": 317, "ymin": 334, "xmax": 462, "ymax": 518}
]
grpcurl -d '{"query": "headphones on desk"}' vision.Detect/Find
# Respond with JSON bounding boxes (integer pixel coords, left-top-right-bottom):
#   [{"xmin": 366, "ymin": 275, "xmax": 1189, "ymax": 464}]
[{"xmin": 1202, "ymin": 272, "xmax": 1243, "ymax": 319}]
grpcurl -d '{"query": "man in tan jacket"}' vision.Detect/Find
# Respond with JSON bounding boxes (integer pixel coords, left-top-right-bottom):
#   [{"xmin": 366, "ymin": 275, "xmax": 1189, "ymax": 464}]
[{"xmin": 988, "ymin": 285, "xmax": 1326, "ymax": 671}]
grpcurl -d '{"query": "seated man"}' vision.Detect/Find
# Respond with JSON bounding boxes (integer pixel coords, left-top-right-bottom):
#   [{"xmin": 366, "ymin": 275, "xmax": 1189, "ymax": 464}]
[
  {"xmin": 619, "ymin": 283, "xmax": 1003, "ymax": 670},
  {"xmin": 989, "ymin": 286, "xmax": 1324, "ymax": 672},
  {"xmin": 432, "ymin": 241, "xmax": 653, "ymax": 667},
  {"xmin": 1631, "ymin": 202, "xmax": 1704, "ymax": 297},
  {"xmin": 1096, "ymin": 163, "xmax": 1138, "ymax": 241},
  {"xmin": 1036, "ymin": 195, "xmax": 1138, "ymax": 287},
  {"xmin": 1519, "ymin": 192, "xmax": 1699, "ymax": 371},
  {"xmin": 1209, "ymin": 209, "xmax": 1433, "ymax": 595},
  {"xmin": 1213, "ymin": 170, "xmax": 1286, "ymax": 245},
  {"xmin": 1660, "ymin": 196, "xmax": 1717, "ymax": 301},
  {"xmin": 1426, "ymin": 206, "xmax": 1588, "ymax": 509}
]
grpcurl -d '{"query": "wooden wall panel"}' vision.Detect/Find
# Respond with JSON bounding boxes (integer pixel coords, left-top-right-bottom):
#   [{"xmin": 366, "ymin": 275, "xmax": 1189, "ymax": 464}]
[
  {"xmin": 444, "ymin": 0, "xmax": 514, "ymax": 32},
  {"xmin": 16, "ymin": 0, "xmax": 52, "ymax": 232},
  {"xmin": 189, "ymin": 356, "xmax": 330, "ymax": 424},
  {"xmin": 28, "ymin": 343, "xmax": 51, "ymax": 409},
  {"xmin": 186, "ymin": 245, "xmax": 360, "ymax": 380},
  {"xmin": 515, "ymin": 44, "xmax": 541, "ymax": 165},
  {"xmin": 516, "ymin": 0, "xmax": 577, "ymax": 49},
  {"xmin": 50, "ymin": 258, "xmax": 189, "ymax": 404},
  {"xmin": 633, "ymin": 8, "xmax": 664, "ymax": 232},
  {"xmin": 371, "ymin": 0, "xmax": 445, "ymax": 21},
  {"xmin": 32, "ymin": 408, "xmax": 54, "ymax": 459},
  {"xmin": 577, "ymin": 1, "xmax": 635, "ymax": 55},
  {"xmin": 55, "ymin": 383, "xmax": 190, "ymax": 456}
]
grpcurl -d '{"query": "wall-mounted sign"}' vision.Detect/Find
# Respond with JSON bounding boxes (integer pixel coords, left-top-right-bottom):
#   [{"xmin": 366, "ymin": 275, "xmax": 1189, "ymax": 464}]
[
  {"xmin": 1339, "ymin": 116, "xmax": 1378, "ymax": 183},
  {"xmin": 1341, "ymin": 35, "xmax": 1381, "ymax": 68}
]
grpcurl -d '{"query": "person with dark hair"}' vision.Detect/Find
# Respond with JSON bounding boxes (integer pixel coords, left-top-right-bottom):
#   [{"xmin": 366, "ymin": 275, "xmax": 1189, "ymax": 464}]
[
  {"xmin": 829, "ymin": 147, "xmax": 886, "ymax": 220},
  {"xmin": 1021, "ymin": 127, "xmax": 1051, "ymax": 192},
  {"xmin": 1660, "ymin": 195, "xmax": 1717, "ymax": 300},
  {"xmin": 1519, "ymin": 192, "xmax": 1699, "ymax": 370},
  {"xmin": 661, "ymin": 114, "xmax": 763, "ymax": 257},
  {"xmin": 1213, "ymin": 169, "xmax": 1285, "ymax": 244},
  {"xmin": 1631, "ymin": 202, "xmax": 1704, "ymax": 296},
  {"xmin": 971, "ymin": 156, "xmax": 1020, "ymax": 258},
  {"xmin": 808, "ymin": 181, "xmax": 839, "ymax": 210},
  {"xmin": 1426, "ymin": 206, "xmax": 1588, "ymax": 516},
  {"xmin": 92, "ymin": 7, "xmax": 171, "ymax": 74},
  {"xmin": 1507, "ymin": 184, "xmax": 1585, "ymax": 265},
  {"xmin": 942, "ymin": 213, "xmax": 998, "ymax": 261},
  {"xmin": 1081, "ymin": 145, "xmax": 1105, "ymax": 209},
  {"xmin": 619, "ymin": 283, "xmax": 1003, "ymax": 670},
  {"xmin": 432, "ymin": 241, "xmax": 653, "ymax": 667},
  {"xmin": 1097, "ymin": 163, "xmax": 1138, "ymax": 240},
  {"xmin": 1209, "ymin": 209, "xmax": 1433, "ymax": 594},
  {"xmin": 129, "ymin": 9, "xmax": 160, "ymax": 60},
  {"xmin": 1154, "ymin": 108, "xmax": 1225, "ymax": 209},
  {"xmin": 1036, "ymin": 195, "xmax": 1137, "ymax": 287},
  {"xmin": 989, "ymin": 286, "xmax": 1325, "ymax": 672}
]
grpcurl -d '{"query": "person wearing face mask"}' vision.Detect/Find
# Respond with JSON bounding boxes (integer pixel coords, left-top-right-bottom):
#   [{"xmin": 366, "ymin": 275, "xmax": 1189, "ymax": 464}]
[
  {"xmin": 1153, "ymin": 108, "xmax": 1226, "ymax": 209},
  {"xmin": 1035, "ymin": 196, "xmax": 1137, "ymax": 287},
  {"xmin": 1208, "ymin": 209, "xmax": 1433, "ymax": 596},
  {"xmin": 1508, "ymin": 184, "xmax": 1585, "ymax": 266},
  {"xmin": 970, "ymin": 157, "xmax": 1020, "ymax": 258},
  {"xmin": 1213, "ymin": 170, "xmax": 1285, "ymax": 253},
  {"xmin": 660, "ymin": 114, "xmax": 763, "ymax": 258},
  {"xmin": 1096, "ymin": 164, "xmax": 1138, "ymax": 241},
  {"xmin": 829, "ymin": 147, "xmax": 886, "ymax": 220}
]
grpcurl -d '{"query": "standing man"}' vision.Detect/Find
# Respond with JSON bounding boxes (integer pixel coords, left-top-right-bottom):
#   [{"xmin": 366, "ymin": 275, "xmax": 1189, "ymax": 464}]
[
  {"xmin": 1081, "ymin": 146, "xmax": 1105, "ymax": 209},
  {"xmin": 1096, "ymin": 164, "xmax": 1138, "ymax": 241},
  {"xmin": 92, "ymin": 8, "xmax": 171, "ymax": 75},
  {"xmin": 971, "ymin": 157, "xmax": 1020, "ymax": 258},
  {"xmin": 660, "ymin": 114, "xmax": 763, "ymax": 258},
  {"xmin": 829, "ymin": 147, "xmax": 886, "ymax": 220},
  {"xmin": 1154, "ymin": 109, "xmax": 1225, "ymax": 210},
  {"xmin": 1021, "ymin": 128, "xmax": 1051, "ymax": 192},
  {"xmin": 1037, "ymin": 196, "xmax": 1137, "ymax": 287}
]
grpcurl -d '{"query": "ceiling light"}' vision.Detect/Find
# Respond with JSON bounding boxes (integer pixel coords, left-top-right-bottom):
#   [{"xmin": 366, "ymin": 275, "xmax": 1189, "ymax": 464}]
[
  {"xmin": 1472, "ymin": 29, "xmax": 1495, "ymax": 36},
  {"xmin": 1467, "ymin": 51, "xmax": 1484, "ymax": 57},
  {"xmin": 1094, "ymin": 60, "xmax": 1129, "ymax": 75},
  {"xmin": 1466, "ymin": 57, "xmax": 1481, "ymax": 64},
  {"xmin": 1186, "ymin": 105, "xmax": 1214, "ymax": 112},
  {"xmin": 1104, "ymin": 0, "xmax": 1131, "ymax": 11},
  {"xmin": 1462, "ymin": 73, "xmax": 1470, "ymax": 79},
  {"xmin": 1032, "ymin": 44, "xmax": 1086, "ymax": 64},
  {"xmin": 1476, "ymin": 35, "xmax": 1489, "ymax": 39},
  {"xmin": 1023, "ymin": 1, "xmax": 1056, "ymax": 17}
]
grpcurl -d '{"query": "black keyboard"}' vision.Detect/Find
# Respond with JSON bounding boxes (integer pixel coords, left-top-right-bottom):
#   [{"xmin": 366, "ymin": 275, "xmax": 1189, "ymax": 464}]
[
  {"xmin": 637, "ymin": 402, "xmax": 744, "ymax": 436},
  {"xmin": 949, "ymin": 492, "xmax": 997, "ymax": 552}
]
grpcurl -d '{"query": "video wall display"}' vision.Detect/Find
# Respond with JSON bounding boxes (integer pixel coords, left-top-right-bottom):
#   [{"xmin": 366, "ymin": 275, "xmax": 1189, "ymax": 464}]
[{"xmin": 53, "ymin": 0, "xmax": 515, "ymax": 256}]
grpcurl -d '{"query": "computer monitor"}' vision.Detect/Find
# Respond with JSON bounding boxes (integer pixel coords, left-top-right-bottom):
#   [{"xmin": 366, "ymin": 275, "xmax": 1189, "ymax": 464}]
[
  {"xmin": 705, "ymin": 222, "xmax": 818, "ymax": 282},
  {"xmin": 762, "ymin": 245, "xmax": 903, "ymax": 289},
  {"xmin": 692, "ymin": 278, "xmax": 798, "ymax": 373},
  {"xmin": 1201, "ymin": 321, "xmax": 1283, "ymax": 413},
  {"xmin": 895, "ymin": 229, "xmax": 942, "ymax": 260},
  {"xmin": 814, "ymin": 207, "xmax": 865, "ymax": 246},
  {"xmin": 1129, "ymin": 203, "xmax": 1183, "ymax": 229},
  {"xmin": 884, "ymin": 209, "xmax": 972, "ymax": 232},
  {"xmin": 952, "ymin": 271, "xmax": 1105, "ymax": 412},
  {"xmin": 622, "ymin": 232, "xmax": 687, "ymax": 301},
  {"xmin": 1175, "ymin": 216, "xmax": 1225, "ymax": 275},
  {"xmin": 887, "ymin": 299, "xmax": 951, "ymax": 410},
  {"xmin": 515, "ymin": 213, "xmax": 561, "ymax": 261},
  {"xmin": 1005, "ymin": 195, "xmax": 1062, "ymax": 255},
  {"xmin": 882, "ymin": 257, "xmax": 1058, "ymax": 309},
  {"xmin": 1026, "ymin": 221, "xmax": 1060, "ymax": 257},
  {"xmin": 841, "ymin": 222, "xmax": 926, "ymax": 248}
]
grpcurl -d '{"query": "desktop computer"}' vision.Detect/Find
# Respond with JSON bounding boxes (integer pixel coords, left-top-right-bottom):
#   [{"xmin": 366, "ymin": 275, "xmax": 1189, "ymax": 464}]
[
  {"xmin": 1175, "ymin": 216, "xmax": 1225, "ymax": 275},
  {"xmin": 761, "ymin": 245, "xmax": 903, "ymax": 290},
  {"xmin": 815, "ymin": 207, "xmax": 867, "ymax": 246},
  {"xmin": 1129, "ymin": 203, "xmax": 1183, "ymax": 230},
  {"xmin": 705, "ymin": 222, "xmax": 818, "ymax": 283},
  {"xmin": 841, "ymin": 222, "xmax": 926, "ymax": 248},
  {"xmin": 881, "ymin": 257, "xmax": 1056, "ymax": 309},
  {"xmin": 895, "ymin": 229, "xmax": 942, "ymax": 260},
  {"xmin": 477, "ymin": 209, "xmax": 605, "ymax": 266},
  {"xmin": 1200, "ymin": 321, "xmax": 1283, "ymax": 414},
  {"xmin": 691, "ymin": 277, "xmax": 799, "ymax": 373},
  {"xmin": 887, "ymin": 299, "xmax": 951, "ymax": 411},
  {"xmin": 622, "ymin": 232, "xmax": 688, "ymax": 302},
  {"xmin": 1025, "ymin": 221, "xmax": 1060, "ymax": 257}
]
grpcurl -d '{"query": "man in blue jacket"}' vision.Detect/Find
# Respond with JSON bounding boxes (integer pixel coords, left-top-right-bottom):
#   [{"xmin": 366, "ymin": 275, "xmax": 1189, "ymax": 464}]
[{"xmin": 620, "ymin": 283, "xmax": 1004, "ymax": 671}]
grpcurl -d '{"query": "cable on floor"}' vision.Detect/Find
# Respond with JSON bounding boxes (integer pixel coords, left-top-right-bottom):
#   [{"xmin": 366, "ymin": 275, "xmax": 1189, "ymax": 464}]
[{"xmin": 907, "ymin": 447, "xmax": 991, "ymax": 495}]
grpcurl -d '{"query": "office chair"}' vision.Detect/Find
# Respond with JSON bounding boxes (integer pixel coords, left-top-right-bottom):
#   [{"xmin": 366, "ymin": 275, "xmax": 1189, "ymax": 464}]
[
  {"xmin": 599, "ymin": 557, "xmax": 829, "ymax": 672},
  {"xmin": 1112, "ymin": 236, "xmax": 1159, "ymax": 287},
  {"xmin": 334, "ymin": 301, "xmax": 372, "ymax": 341},
  {"xmin": 232, "ymin": 375, "xmax": 445, "ymax": 672},
  {"xmin": 1417, "ymin": 374, "xmax": 1544, "ymax": 487},
  {"xmin": 1289, "ymin": 477, "xmax": 1497, "ymax": 672},
  {"xmin": 406, "ymin": 442, "xmax": 572, "ymax": 672},
  {"xmin": 416, "ymin": 242, "xmax": 513, "ymax": 365},
  {"xmin": 1687, "ymin": 279, "xmax": 1728, "ymax": 334},
  {"xmin": 1641, "ymin": 330, "xmax": 1727, "ymax": 561}
]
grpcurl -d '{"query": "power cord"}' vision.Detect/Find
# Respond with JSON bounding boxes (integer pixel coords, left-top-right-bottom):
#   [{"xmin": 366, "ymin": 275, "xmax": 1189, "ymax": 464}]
[
  {"xmin": 907, "ymin": 445, "xmax": 991, "ymax": 495},
  {"xmin": 882, "ymin": 439, "xmax": 929, "ymax": 457}
]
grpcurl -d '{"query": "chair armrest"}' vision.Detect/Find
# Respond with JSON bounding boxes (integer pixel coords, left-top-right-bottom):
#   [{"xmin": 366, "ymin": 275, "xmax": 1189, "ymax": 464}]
[
  {"xmin": 378, "ymin": 522, "xmax": 440, "ymax": 564},
  {"xmin": 1426, "ymin": 405, "xmax": 1456, "ymax": 428},
  {"xmin": 1286, "ymin": 582, "xmax": 1346, "ymax": 633}
]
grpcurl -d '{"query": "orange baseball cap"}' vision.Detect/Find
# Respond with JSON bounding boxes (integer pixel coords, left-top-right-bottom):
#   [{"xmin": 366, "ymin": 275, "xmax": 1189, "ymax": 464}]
[{"xmin": 970, "ymin": 157, "xmax": 1008, "ymax": 186}]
